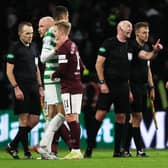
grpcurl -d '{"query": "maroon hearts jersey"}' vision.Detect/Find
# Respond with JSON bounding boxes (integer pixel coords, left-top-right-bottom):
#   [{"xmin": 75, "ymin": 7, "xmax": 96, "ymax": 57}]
[{"xmin": 53, "ymin": 39, "xmax": 84, "ymax": 94}]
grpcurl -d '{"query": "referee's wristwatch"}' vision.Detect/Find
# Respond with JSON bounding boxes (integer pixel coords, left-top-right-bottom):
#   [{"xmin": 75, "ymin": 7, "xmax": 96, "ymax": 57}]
[{"xmin": 98, "ymin": 80, "xmax": 105, "ymax": 84}]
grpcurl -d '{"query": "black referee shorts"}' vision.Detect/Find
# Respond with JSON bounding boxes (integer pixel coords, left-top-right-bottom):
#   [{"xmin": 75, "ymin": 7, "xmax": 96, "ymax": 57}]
[
  {"xmin": 13, "ymin": 83, "xmax": 41, "ymax": 115},
  {"xmin": 96, "ymin": 82, "xmax": 130, "ymax": 113},
  {"xmin": 130, "ymin": 84, "xmax": 147, "ymax": 113}
]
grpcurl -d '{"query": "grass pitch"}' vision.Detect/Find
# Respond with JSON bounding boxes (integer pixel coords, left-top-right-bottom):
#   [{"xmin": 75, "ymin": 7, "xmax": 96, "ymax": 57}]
[{"xmin": 0, "ymin": 149, "xmax": 168, "ymax": 168}]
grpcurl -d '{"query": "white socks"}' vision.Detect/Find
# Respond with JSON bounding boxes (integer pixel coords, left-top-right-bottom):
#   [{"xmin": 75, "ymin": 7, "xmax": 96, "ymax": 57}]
[
  {"xmin": 40, "ymin": 113, "xmax": 65, "ymax": 153},
  {"xmin": 44, "ymin": 119, "xmax": 51, "ymax": 131}
]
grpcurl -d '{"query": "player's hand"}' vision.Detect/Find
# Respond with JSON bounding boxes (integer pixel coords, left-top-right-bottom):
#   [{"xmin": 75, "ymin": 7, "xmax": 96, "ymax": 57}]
[
  {"xmin": 152, "ymin": 39, "xmax": 163, "ymax": 52},
  {"xmin": 14, "ymin": 86, "xmax": 24, "ymax": 100},
  {"xmin": 99, "ymin": 83, "xmax": 109, "ymax": 94}
]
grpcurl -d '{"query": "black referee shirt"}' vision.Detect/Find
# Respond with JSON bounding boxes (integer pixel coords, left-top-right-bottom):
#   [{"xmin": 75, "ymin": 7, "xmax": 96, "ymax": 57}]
[
  {"xmin": 6, "ymin": 40, "xmax": 38, "ymax": 84},
  {"xmin": 98, "ymin": 37, "xmax": 129, "ymax": 82},
  {"xmin": 129, "ymin": 40, "xmax": 151, "ymax": 84}
]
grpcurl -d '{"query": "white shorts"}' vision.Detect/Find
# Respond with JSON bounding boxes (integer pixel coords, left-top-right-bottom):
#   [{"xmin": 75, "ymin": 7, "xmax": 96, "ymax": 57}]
[
  {"xmin": 44, "ymin": 84, "xmax": 62, "ymax": 104},
  {"xmin": 61, "ymin": 93, "xmax": 83, "ymax": 114}
]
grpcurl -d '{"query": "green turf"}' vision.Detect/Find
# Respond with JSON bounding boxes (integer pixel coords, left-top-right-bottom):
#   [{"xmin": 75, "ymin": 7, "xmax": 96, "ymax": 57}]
[{"xmin": 0, "ymin": 149, "xmax": 168, "ymax": 168}]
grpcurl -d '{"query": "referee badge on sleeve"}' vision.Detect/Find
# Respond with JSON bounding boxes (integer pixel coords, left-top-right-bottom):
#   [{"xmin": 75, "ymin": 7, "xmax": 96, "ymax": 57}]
[
  {"xmin": 99, "ymin": 47, "xmax": 106, "ymax": 53},
  {"xmin": 35, "ymin": 57, "xmax": 38, "ymax": 66},
  {"xmin": 7, "ymin": 54, "xmax": 15, "ymax": 59}
]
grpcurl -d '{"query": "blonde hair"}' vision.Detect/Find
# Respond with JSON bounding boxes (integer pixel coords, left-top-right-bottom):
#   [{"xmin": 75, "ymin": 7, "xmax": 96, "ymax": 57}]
[{"xmin": 55, "ymin": 21, "xmax": 71, "ymax": 35}]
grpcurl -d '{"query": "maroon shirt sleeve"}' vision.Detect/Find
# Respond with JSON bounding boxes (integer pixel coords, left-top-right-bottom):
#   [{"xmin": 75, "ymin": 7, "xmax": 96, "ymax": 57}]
[
  {"xmin": 53, "ymin": 39, "xmax": 83, "ymax": 94},
  {"xmin": 52, "ymin": 56, "xmax": 67, "ymax": 78}
]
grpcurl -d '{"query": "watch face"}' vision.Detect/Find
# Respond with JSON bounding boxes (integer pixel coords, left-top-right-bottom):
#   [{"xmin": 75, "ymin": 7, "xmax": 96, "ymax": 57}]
[{"xmin": 99, "ymin": 80, "xmax": 105, "ymax": 84}]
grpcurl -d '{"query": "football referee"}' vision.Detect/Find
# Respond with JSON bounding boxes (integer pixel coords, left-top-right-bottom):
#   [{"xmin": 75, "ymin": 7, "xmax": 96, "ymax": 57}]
[
  {"xmin": 89, "ymin": 20, "xmax": 133, "ymax": 157},
  {"xmin": 6, "ymin": 22, "xmax": 44, "ymax": 159}
]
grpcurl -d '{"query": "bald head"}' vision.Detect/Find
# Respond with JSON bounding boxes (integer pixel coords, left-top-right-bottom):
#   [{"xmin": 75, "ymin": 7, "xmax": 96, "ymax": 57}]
[
  {"xmin": 38, "ymin": 16, "xmax": 55, "ymax": 37},
  {"xmin": 117, "ymin": 20, "xmax": 133, "ymax": 41},
  {"xmin": 117, "ymin": 20, "xmax": 132, "ymax": 31},
  {"xmin": 39, "ymin": 16, "xmax": 54, "ymax": 28}
]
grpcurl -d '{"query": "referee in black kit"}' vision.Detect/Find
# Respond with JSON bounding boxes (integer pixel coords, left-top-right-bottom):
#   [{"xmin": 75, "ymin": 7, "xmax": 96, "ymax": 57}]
[
  {"xmin": 123, "ymin": 22, "xmax": 163, "ymax": 157},
  {"xmin": 6, "ymin": 22, "xmax": 44, "ymax": 159},
  {"xmin": 85, "ymin": 20, "xmax": 133, "ymax": 158}
]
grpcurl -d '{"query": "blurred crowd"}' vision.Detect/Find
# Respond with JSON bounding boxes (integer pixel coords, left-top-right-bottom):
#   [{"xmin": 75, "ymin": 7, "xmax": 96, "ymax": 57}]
[{"xmin": 1, "ymin": 0, "xmax": 168, "ymax": 109}]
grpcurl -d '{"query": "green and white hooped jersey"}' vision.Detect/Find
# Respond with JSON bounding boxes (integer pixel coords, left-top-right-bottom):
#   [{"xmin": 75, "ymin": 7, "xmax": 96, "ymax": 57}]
[{"xmin": 41, "ymin": 27, "xmax": 60, "ymax": 85}]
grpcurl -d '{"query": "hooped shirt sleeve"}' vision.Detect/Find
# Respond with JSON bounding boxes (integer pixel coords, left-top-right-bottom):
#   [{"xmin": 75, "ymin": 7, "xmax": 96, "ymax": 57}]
[{"xmin": 40, "ymin": 28, "xmax": 56, "ymax": 63}]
